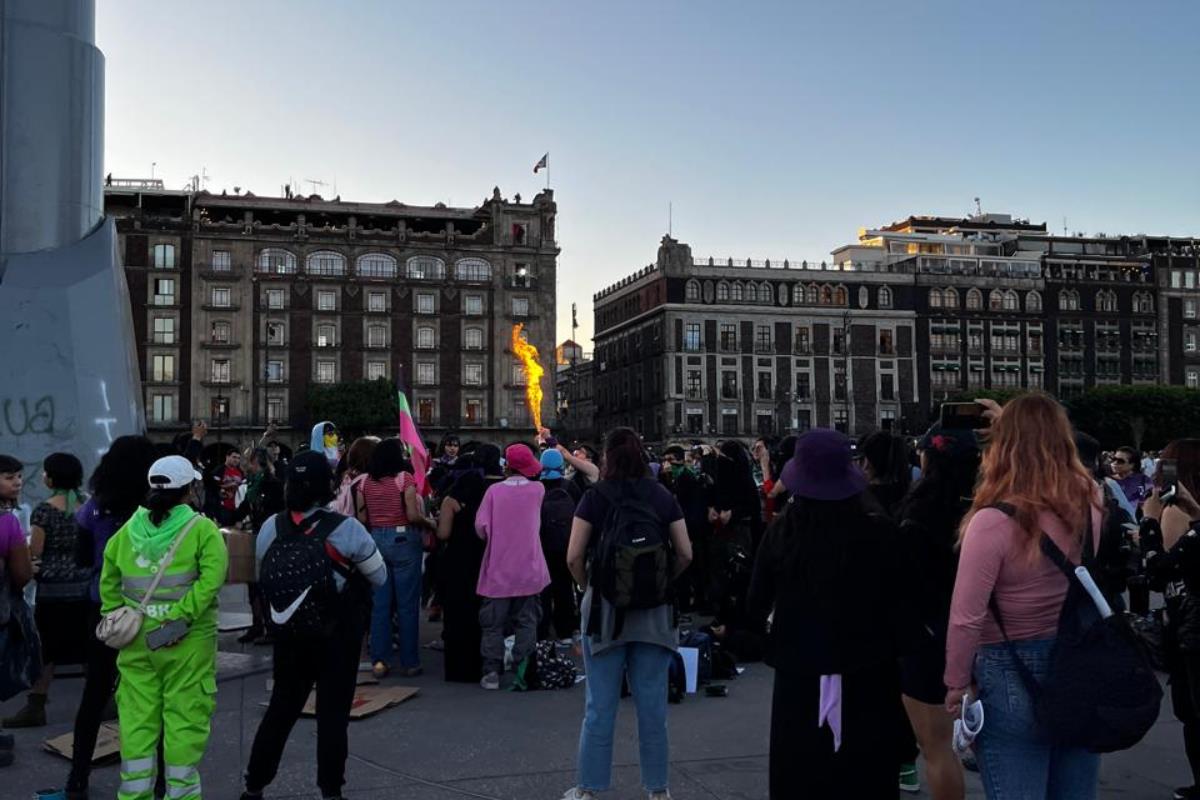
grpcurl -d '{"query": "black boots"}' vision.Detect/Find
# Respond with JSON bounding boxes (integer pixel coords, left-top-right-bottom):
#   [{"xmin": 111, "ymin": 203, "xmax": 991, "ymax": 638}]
[{"xmin": 2, "ymin": 692, "xmax": 47, "ymax": 728}]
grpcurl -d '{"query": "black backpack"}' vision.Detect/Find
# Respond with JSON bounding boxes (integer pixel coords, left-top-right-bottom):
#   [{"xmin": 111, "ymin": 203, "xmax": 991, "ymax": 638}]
[
  {"xmin": 586, "ymin": 480, "xmax": 673, "ymax": 639},
  {"xmin": 260, "ymin": 510, "xmax": 354, "ymax": 639},
  {"xmin": 540, "ymin": 487, "xmax": 576, "ymax": 553},
  {"xmin": 989, "ymin": 503, "xmax": 1162, "ymax": 753}
]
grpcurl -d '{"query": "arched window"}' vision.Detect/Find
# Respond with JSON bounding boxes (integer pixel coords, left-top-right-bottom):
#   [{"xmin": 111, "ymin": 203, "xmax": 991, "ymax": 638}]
[
  {"xmin": 1135, "ymin": 292, "xmax": 1154, "ymax": 313},
  {"xmin": 834, "ymin": 285, "xmax": 848, "ymax": 306},
  {"xmin": 306, "ymin": 250, "xmax": 346, "ymax": 277},
  {"xmin": 1096, "ymin": 290, "xmax": 1116, "ymax": 313},
  {"xmin": 366, "ymin": 324, "xmax": 388, "ymax": 348},
  {"xmin": 416, "ymin": 326, "xmax": 436, "ymax": 349},
  {"xmin": 716, "ymin": 281, "xmax": 730, "ymax": 302},
  {"xmin": 315, "ymin": 323, "xmax": 336, "ymax": 348},
  {"xmin": 805, "ymin": 284, "xmax": 819, "ymax": 305},
  {"xmin": 966, "ymin": 288, "xmax": 983, "ymax": 310},
  {"xmin": 464, "ymin": 327, "xmax": 484, "ymax": 350},
  {"xmin": 945, "ymin": 288, "xmax": 960, "ymax": 309},
  {"xmin": 454, "ymin": 258, "xmax": 491, "ymax": 282},
  {"xmin": 257, "ymin": 248, "xmax": 296, "ymax": 275},
  {"xmin": 1003, "ymin": 290, "xmax": 1019, "ymax": 311},
  {"xmin": 759, "ymin": 283, "xmax": 774, "ymax": 304},
  {"xmin": 929, "ymin": 288, "xmax": 944, "ymax": 308},
  {"xmin": 1026, "ymin": 291, "xmax": 1042, "ymax": 312},
  {"xmin": 988, "ymin": 290, "xmax": 1003, "ymax": 310},
  {"xmin": 731, "ymin": 282, "xmax": 744, "ymax": 302},
  {"xmin": 357, "ymin": 253, "xmax": 397, "ymax": 278},
  {"xmin": 792, "ymin": 284, "xmax": 805, "ymax": 305},
  {"xmin": 685, "ymin": 279, "xmax": 701, "ymax": 302},
  {"xmin": 1059, "ymin": 289, "xmax": 1079, "ymax": 311},
  {"xmin": 878, "ymin": 286, "xmax": 893, "ymax": 309},
  {"xmin": 819, "ymin": 285, "xmax": 833, "ymax": 305},
  {"xmin": 407, "ymin": 256, "xmax": 446, "ymax": 280}
]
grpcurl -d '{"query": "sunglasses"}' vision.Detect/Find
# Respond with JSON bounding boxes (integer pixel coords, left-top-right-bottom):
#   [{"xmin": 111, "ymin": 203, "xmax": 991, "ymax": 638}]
[{"xmin": 1112, "ymin": 458, "xmax": 1130, "ymax": 465}]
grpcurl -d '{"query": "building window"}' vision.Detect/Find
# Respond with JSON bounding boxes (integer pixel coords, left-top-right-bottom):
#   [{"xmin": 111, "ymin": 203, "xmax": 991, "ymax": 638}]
[
  {"xmin": 210, "ymin": 250, "xmax": 231, "ymax": 271},
  {"xmin": 803, "ymin": 284, "xmax": 817, "ymax": 305},
  {"xmin": 757, "ymin": 372, "xmax": 772, "ymax": 401},
  {"xmin": 416, "ymin": 326, "xmax": 435, "ymax": 349},
  {"xmin": 464, "ymin": 327, "xmax": 484, "ymax": 350},
  {"xmin": 210, "ymin": 359, "xmax": 231, "ymax": 384},
  {"xmin": 211, "ymin": 396, "xmax": 230, "ymax": 422},
  {"xmin": 152, "ymin": 243, "xmax": 176, "ymax": 269},
  {"xmin": 1003, "ymin": 290, "xmax": 1019, "ymax": 311},
  {"xmin": 357, "ymin": 253, "xmax": 397, "ymax": 278},
  {"xmin": 731, "ymin": 282, "xmax": 745, "ymax": 302},
  {"xmin": 716, "ymin": 281, "xmax": 730, "ymax": 302},
  {"xmin": 685, "ymin": 280, "xmax": 701, "ymax": 302},
  {"xmin": 686, "ymin": 370, "xmax": 702, "ymax": 399},
  {"xmin": 721, "ymin": 372, "xmax": 738, "ymax": 399},
  {"xmin": 989, "ymin": 290, "xmax": 1004, "ymax": 311},
  {"xmin": 367, "ymin": 325, "xmax": 388, "ymax": 348},
  {"xmin": 407, "ymin": 256, "xmax": 446, "ymax": 280},
  {"xmin": 512, "ymin": 297, "xmax": 530, "ymax": 317},
  {"xmin": 759, "ymin": 283, "xmax": 774, "ymax": 304},
  {"xmin": 266, "ymin": 360, "xmax": 284, "ymax": 382},
  {"xmin": 1134, "ymin": 292, "xmax": 1155, "ymax": 314},
  {"xmin": 833, "ymin": 285, "xmax": 848, "ymax": 306},
  {"xmin": 755, "ymin": 325, "xmax": 772, "ymax": 353},
  {"xmin": 266, "ymin": 288, "xmax": 285, "ymax": 310},
  {"xmin": 316, "ymin": 290, "xmax": 336, "ymax": 311},
  {"xmin": 464, "ymin": 363, "xmax": 483, "ymax": 385},
  {"xmin": 210, "ymin": 321, "xmax": 231, "ymax": 344},
  {"xmin": 464, "ymin": 399, "xmax": 483, "ymax": 425},
  {"xmin": 210, "ymin": 287, "xmax": 231, "ymax": 308},
  {"xmin": 1027, "ymin": 291, "xmax": 1042, "ymax": 312},
  {"xmin": 1189, "ymin": 370, "xmax": 1200, "ymax": 390},
  {"xmin": 150, "ymin": 394, "xmax": 174, "ymax": 423},
  {"xmin": 413, "ymin": 292, "xmax": 434, "ymax": 314},
  {"xmin": 266, "ymin": 396, "xmax": 284, "ymax": 422},
  {"xmin": 879, "ymin": 330, "xmax": 894, "ymax": 355},
  {"xmin": 721, "ymin": 412, "xmax": 739, "ymax": 436},
  {"xmin": 1186, "ymin": 299, "xmax": 1198, "ymax": 320},
  {"xmin": 687, "ymin": 412, "xmax": 704, "ymax": 434},
  {"xmin": 878, "ymin": 286, "xmax": 893, "ymax": 308},
  {"xmin": 152, "ymin": 317, "xmax": 175, "ymax": 344},
  {"xmin": 464, "ymin": 294, "xmax": 484, "ymax": 315},
  {"xmin": 832, "ymin": 329, "xmax": 845, "ymax": 355},
  {"xmin": 795, "ymin": 372, "xmax": 811, "ymax": 399},
  {"xmin": 455, "ymin": 258, "xmax": 491, "ymax": 282},
  {"xmin": 1059, "ymin": 289, "xmax": 1080, "ymax": 311},
  {"xmin": 880, "ymin": 409, "xmax": 897, "ymax": 430},
  {"xmin": 316, "ymin": 323, "xmax": 336, "ymax": 348},
  {"xmin": 1187, "ymin": 331, "xmax": 1198, "ymax": 353},
  {"xmin": 153, "ymin": 278, "xmax": 176, "ymax": 306},
  {"xmin": 929, "ymin": 288, "xmax": 944, "ymax": 308},
  {"xmin": 367, "ymin": 291, "xmax": 387, "ymax": 313},
  {"xmin": 795, "ymin": 326, "xmax": 811, "ymax": 354},
  {"xmin": 684, "ymin": 323, "xmax": 702, "ymax": 352},
  {"xmin": 257, "ymin": 248, "xmax": 296, "ymax": 275},
  {"xmin": 367, "ymin": 361, "xmax": 387, "ymax": 381},
  {"xmin": 418, "ymin": 398, "xmax": 435, "ymax": 426},
  {"xmin": 833, "ymin": 408, "xmax": 848, "ymax": 433},
  {"xmin": 266, "ymin": 321, "xmax": 285, "ymax": 346},
  {"xmin": 416, "ymin": 362, "xmax": 436, "ymax": 385},
  {"xmin": 881, "ymin": 373, "xmax": 895, "ymax": 400},
  {"xmin": 306, "ymin": 250, "xmax": 346, "ymax": 277},
  {"xmin": 720, "ymin": 323, "xmax": 737, "ymax": 351},
  {"xmin": 1096, "ymin": 290, "xmax": 1117, "ymax": 313},
  {"xmin": 511, "ymin": 363, "xmax": 527, "ymax": 386},
  {"xmin": 834, "ymin": 370, "xmax": 847, "ymax": 401},
  {"xmin": 315, "ymin": 360, "xmax": 336, "ymax": 384},
  {"xmin": 966, "ymin": 288, "xmax": 982, "ymax": 310},
  {"xmin": 151, "ymin": 354, "xmax": 175, "ymax": 382}
]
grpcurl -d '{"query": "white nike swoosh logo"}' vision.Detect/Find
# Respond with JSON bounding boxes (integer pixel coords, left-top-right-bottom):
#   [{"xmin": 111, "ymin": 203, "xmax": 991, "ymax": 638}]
[{"xmin": 269, "ymin": 586, "xmax": 311, "ymax": 625}]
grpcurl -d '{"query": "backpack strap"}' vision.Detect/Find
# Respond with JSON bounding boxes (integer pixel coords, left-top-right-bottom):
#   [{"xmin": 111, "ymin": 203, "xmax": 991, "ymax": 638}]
[{"xmin": 277, "ymin": 509, "xmax": 352, "ymax": 579}]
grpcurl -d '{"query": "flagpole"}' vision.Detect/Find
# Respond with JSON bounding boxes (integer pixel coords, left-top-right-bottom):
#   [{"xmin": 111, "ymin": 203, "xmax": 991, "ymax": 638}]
[{"xmin": 545, "ymin": 155, "xmax": 550, "ymax": 191}]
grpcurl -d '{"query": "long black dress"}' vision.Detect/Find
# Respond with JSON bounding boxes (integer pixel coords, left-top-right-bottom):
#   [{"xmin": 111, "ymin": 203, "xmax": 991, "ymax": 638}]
[{"xmin": 438, "ymin": 473, "xmax": 492, "ymax": 683}]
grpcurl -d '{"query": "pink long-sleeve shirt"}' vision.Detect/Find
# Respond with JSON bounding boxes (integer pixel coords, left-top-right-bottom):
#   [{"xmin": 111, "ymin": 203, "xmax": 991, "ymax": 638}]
[
  {"xmin": 944, "ymin": 489, "xmax": 1103, "ymax": 690},
  {"xmin": 474, "ymin": 477, "xmax": 550, "ymax": 599}
]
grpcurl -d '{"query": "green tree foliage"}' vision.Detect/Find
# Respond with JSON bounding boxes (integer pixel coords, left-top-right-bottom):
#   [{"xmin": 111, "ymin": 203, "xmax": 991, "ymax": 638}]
[
  {"xmin": 1065, "ymin": 386, "xmax": 1200, "ymax": 451},
  {"xmin": 306, "ymin": 379, "xmax": 398, "ymax": 437}
]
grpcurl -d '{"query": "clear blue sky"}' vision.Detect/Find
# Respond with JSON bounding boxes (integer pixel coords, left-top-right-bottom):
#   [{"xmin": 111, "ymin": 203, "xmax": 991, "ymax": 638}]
[{"xmin": 98, "ymin": 0, "xmax": 1200, "ymax": 347}]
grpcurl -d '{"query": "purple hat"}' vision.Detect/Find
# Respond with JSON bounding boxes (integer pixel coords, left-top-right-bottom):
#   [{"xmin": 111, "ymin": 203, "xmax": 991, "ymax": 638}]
[{"xmin": 780, "ymin": 428, "xmax": 867, "ymax": 501}]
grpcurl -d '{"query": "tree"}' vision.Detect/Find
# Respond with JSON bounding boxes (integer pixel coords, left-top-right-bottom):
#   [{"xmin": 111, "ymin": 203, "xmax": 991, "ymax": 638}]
[
  {"xmin": 306, "ymin": 379, "xmax": 398, "ymax": 438},
  {"xmin": 1066, "ymin": 386, "xmax": 1200, "ymax": 451}
]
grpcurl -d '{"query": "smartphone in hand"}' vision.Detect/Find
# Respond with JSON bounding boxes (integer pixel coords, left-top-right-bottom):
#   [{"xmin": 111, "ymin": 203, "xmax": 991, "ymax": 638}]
[
  {"xmin": 1159, "ymin": 459, "xmax": 1179, "ymax": 505},
  {"xmin": 940, "ymin": 402, "xmax": 990, "ymax": 430}
]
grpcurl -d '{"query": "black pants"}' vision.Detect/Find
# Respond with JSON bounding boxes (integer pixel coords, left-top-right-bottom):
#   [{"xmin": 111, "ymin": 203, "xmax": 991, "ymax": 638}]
[
  {"xmin": 1171, "ymin": 647, "xmax": 1200, "ymax": 785},
  {"xmin": 538, "ymin": 550, "xmax": 578, "ymax": 640},
  {"xmin": 244, "ymin": 622, "xmax": 362, "ymax": 797},
  {"xmin": 769, "ymin": 666, "xmax": 898, "ymax": 799}
]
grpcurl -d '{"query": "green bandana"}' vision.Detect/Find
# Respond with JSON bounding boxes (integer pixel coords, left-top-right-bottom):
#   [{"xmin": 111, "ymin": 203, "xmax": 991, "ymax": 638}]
[{"xmin": 127, "ymin": 505, "xmax": 196, "ymax": 563}]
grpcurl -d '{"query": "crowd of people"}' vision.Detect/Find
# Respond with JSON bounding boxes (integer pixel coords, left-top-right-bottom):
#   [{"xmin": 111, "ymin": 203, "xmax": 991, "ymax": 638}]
[{"xmin": 0, "ymin": 391, "xmax": 1191, "ymax": 799}]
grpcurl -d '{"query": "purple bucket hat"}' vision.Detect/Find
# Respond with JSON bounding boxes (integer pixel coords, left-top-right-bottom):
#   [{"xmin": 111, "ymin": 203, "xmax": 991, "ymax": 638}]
[{"xmin": 780, "ymin": 428, "xmax": 867, "ymax": 501}]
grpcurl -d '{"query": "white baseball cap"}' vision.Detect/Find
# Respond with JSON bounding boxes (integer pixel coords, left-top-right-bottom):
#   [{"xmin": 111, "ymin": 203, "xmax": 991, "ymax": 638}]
[{"xmin": 147, "ymin": 455, "xmax": 202, "ymax": 489}]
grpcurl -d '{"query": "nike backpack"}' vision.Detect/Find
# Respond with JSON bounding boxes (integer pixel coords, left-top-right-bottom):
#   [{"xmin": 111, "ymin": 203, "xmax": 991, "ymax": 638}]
[{"xmin": 259, "ymin": 510, "xmax": 350, "ymax": 639}]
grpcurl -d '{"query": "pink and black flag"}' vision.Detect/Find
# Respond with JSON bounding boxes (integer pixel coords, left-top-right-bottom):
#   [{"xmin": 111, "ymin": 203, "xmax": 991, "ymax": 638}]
[{"xmin": 397, "ymin": 388, "xmax": 430, "ymax": 496}]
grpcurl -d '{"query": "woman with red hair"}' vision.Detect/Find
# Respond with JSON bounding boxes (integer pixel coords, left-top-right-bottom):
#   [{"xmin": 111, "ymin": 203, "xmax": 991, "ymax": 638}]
[{"xmin": 944, "ymin": 393, "xmax": 1106, "ymax": 799}]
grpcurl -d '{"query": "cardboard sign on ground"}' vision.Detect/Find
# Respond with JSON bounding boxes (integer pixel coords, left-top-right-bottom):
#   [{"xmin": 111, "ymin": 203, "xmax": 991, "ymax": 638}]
[
  {"xmin": 222, "ymin": 529, "xmax": 256, "ymax": 584},
  {"xmin": 301, "ymin": 685, "xmax": 418, "ymax": 719},
  {"xmin": 44, "ymin": 723, "xmax": 120, "ymax": 763}
]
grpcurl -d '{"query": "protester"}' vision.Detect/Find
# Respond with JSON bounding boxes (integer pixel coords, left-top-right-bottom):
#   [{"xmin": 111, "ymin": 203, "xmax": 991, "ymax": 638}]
[
  {"xmin": 61, "ymin": 437, "xmax": 158, "ymax": 797},
  {"xmin": 332, "ymin": 436, "xmax": 378, "ymax": 517},
  {"xmin": 1112, "ymin": 445, "xmax": 1154, "ymax": 509},
  {"xmin": 538, "ymin": 448, "xmax": 579, "ymax": 642},
  {"xmin": 356, "ymin": 438, "xmax": 433, "ymax": 679},
  {"xmin": 204, "ymin": 448, "xmax": 244, "ymax": 526},
  {"xmin": 436, "ymin": 445, "xmax": 504, "ymax": 682},
  {"xmin": 708, "ymin": 441, "xmax": 761, "ymax": 630},
  {"xmin": 561, "ymin": 428, "xmax": 691, "ymax": 800},
  {"xmin": 0, "ymin": 454, "xmax": 34, "ymax": 770},
  {"xmin": 659, "ymin": 444, "xmax": 712, "ymax": 613},
  {"xmin": 858, "ymin": 431, "xmax": 913, "ymax": 517},
  {"xmin": 101, "ymin": 455, "xmax": 227, "ymax": 800},
  {"xmin": 233, "ymin": 448, "xmax": 286, "ymax": 645},
  {"xmin": 747, "ymin": 430, "xmax": 902, "ymax": 798},
  {"xmin": 474, "ymin": 443, "xmax": 550, "ymax": 690},
  {"xmin": 945, "ymin": 393, "xmax": 1106, "ymax": 799},
  {"xmin": 4, "ymin": 453, "xmax": 91, "ymax": 729},
  {"xmin": 897, "ymin": 425, "xmax": 981, "ymax": 800},
  {"xmin": 310, "ymin": 421, "xmax": 341, "ymax": 470},
  {"xmin": 561, "ymin": 442, "xmax": 600, "ymax": 497},
  {"xmin": 242, "ymin": 450, "xmax": 386, "ymax": 800}
]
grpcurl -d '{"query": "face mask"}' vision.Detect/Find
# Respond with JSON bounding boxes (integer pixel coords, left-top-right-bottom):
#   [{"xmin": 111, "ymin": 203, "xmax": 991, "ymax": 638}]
[{"xmin": 670, "ymin": 464, "xmax": 696, "ymax": 478}]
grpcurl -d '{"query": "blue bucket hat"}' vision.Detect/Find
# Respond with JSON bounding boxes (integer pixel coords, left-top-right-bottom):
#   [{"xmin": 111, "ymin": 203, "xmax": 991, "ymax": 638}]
[{"xmin": 540, "ymin": 448, "xmax": 565, "ymax": 480}]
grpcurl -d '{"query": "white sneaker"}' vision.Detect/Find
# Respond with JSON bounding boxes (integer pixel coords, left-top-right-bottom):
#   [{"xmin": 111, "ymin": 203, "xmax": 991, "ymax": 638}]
[
  {"xmin": 560, "ymin": 789, "xmax": 596, "ymax": 800},
  {"xmin": 480, "ymin": 671, "xmax": 500, "ymax": 690},
  {"xmin": 648, "ymin": 792, "xmax": 672, "ymax": 800}
]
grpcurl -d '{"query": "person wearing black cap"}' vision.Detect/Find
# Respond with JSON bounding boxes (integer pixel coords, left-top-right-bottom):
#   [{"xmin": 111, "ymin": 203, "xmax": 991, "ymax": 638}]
[
  {"xmin": 242, "ymin": 450, "xmax": 386, "ymax": 800},
  {"xmin": 747, "ymin": 429, "xmax": 904, "ymax": 799}
]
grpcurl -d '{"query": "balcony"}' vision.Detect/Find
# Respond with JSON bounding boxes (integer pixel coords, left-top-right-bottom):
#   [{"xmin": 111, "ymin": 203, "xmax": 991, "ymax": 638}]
[
  {"xmin": 201, "ymin": 340, "xmax": 240, "ymax": 350},
  {"xmin": 364, "ymin": 342, "xmax": 391, "ymax": 351},
  {"xmin": 201, "ymin": 378, "xmax": 240, "ymax": 388},
  {"xmin": 719, "ymin": 341, "xmax": 739, "ymax": 353},
  {"xmin": 990, "ymin": 345, "xmax": 1021, "ymax": 356},
  {"xmin": 201, "ymin": 303, "xmax": 241, "ymax": 312},
  {"xmin": 198, "ymin": 266, "xmax": 244, "ymax": 280},
  {"xmin": 314, "ymin": 341, "xmax": 340, "ymax": 350},
  {"xmin": 794, "ymin": 343, "xmax": 812, "ymax": 355},
  {"xmin": 754, "ymin": 343, "xmax": 775, "ymax": 354},
  {"xmin": 685, "ymin": 388, "xmax": 706, "ymax": 400},
  {"xmin": 930, "ymin": 344, "xmax": 960, "ymax": 356}
]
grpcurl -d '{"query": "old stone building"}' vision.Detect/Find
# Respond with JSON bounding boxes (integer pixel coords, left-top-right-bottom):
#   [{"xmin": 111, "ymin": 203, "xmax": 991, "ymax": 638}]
[{"xmin": 105, "ymin": 184, "xmax": 558, "ymax": 444}]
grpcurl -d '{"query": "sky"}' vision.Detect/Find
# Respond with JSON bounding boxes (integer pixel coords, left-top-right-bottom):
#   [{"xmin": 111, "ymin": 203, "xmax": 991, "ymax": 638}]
[{"xmin": 97, "ymin": 0, "xmax": 1200, "ymax": 347}]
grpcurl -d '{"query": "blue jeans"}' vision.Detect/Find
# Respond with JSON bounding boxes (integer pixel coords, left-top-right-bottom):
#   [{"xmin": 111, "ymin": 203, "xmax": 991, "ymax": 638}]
[
  {"xmin": 577, "ymin": 638, "xmax": 673, "ymax": 793},
  {"xmin": 368, "ymin": 527, "xmax": 423, "ymax": 669},
  {"xmin": 974, "ymin": 638, "xmax": 1100, "ymax": 800}
]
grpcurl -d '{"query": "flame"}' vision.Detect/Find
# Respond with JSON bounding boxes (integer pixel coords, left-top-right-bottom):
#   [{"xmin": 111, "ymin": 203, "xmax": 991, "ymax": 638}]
[{"xmin": 511, "ymin": 323, "xmax": 545, "ymax": 430}]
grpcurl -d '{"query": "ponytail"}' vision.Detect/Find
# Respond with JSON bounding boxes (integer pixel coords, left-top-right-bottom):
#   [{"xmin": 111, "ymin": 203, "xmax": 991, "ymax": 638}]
[{"xmin": 145, "ymin": 487, "xmax": 188, "ymax": 526}]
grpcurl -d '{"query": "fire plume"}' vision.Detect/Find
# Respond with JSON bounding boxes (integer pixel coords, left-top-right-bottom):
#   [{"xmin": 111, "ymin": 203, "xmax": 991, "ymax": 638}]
[{"xmin": 511, "ymin": 323, "xmax": 545, "ymax": 430}]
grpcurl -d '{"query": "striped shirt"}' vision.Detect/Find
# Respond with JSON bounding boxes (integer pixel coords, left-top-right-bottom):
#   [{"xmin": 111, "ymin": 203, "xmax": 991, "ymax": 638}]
[{"xmin": 360, "ymin": 473, "xmax": 416, "ymax": 527}]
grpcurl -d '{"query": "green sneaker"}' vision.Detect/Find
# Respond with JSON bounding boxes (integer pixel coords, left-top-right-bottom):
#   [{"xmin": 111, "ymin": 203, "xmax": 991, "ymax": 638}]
[{"xmin": 899, "ymin": 763, "xmax": 920, "ymax": 794}]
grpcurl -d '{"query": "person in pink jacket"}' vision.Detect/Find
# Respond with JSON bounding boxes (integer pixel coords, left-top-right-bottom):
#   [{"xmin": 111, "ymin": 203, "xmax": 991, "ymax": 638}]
[{"xmin": 475, "ymin": 443, "xmax": 550, "ymax": 690}]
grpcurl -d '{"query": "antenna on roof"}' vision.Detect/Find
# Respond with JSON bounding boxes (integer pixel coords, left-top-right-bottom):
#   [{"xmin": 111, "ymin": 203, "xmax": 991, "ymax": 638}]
[
  {"xmin": 304, "ymin": 178, "xmax": 328, "ymax": 195},
  {"xmin": 974, "ymin": 196, "xmax": 982, "ymax": 217},
  {"xmin": 1063, "ymin": 217, "xmax": 1068, "ymax": 236}
]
